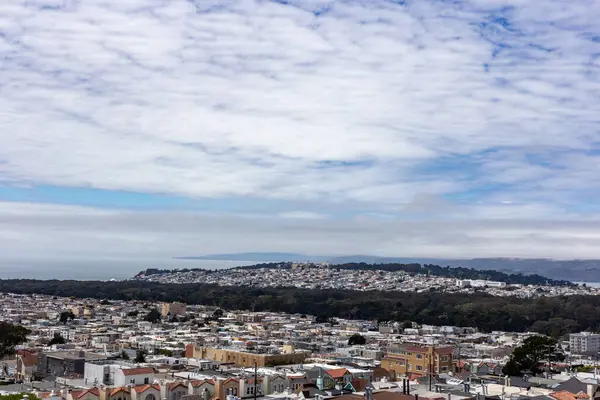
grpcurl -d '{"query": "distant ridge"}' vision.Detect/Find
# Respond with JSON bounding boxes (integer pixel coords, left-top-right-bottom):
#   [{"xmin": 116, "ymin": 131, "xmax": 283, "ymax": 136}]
[{"xmin": 174, "ymin": 253, "xmax": 600, "ymax": 282}]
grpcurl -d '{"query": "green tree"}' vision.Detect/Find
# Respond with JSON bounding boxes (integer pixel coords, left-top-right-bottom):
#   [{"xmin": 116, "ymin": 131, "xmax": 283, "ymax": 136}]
[
  {"xmin": 348, "ymin": 333, "xmax": 367, "ymax": 346},
  {"xmin": 0, "ymin": 322, "xmax": 31, "ymax": 358},
  {"xmin": 134, "ymin": 349, "xmax": 147, "ymax": 363},
  {"xmin": 144, "ymin": 309, "xmax": 161, "ymax": 323},
  {"xmin": 503, "ymin": 335, "xmax": 564, "ymax": 376},
  {"xmin": 48, "ymin": 333, "xmax": 66, "ymax": 346},
  {"xmin": 120, "ymin": 350, "xmax": 130, "ymax": 360},
  {"xmin": 59, "ymin": 311, "xmax": 75, "ymax": 324},
  {"xmin": 212, "ymin": 309, "xmax": 224, "ymax": 319}
]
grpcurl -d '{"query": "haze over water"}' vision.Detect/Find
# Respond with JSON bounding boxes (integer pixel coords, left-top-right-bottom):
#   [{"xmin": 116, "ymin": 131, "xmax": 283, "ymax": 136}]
[{"xmin": 0, "ymin": 258, "xmax": 259, "ymax": 281}]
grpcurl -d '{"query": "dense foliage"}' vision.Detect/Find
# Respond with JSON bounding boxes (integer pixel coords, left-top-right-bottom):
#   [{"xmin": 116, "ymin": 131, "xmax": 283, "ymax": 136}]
[
  {"xmin": 0, "ymin": 322, "xmax": 31, "ymax": 358},
  {"xmin": 0, "ymin": 280, "xmax": 595, "ymax": 335},
  {"xmin": 139, "ymin": 261, "xmax": 572, "ymax": 286},
  {"xmin": 503, "ymin": 336, "xmax": 564, "ymax": 376}
]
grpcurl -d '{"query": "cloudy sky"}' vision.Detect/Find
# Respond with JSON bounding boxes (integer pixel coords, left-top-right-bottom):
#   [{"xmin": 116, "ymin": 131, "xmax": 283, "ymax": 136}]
[{"xmin": 1, "ymin": 0, "xmax": 600, "ymax": 266}]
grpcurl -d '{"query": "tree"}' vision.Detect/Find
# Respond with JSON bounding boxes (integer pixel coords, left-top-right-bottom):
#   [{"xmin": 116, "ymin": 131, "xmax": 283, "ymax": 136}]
[
  {"xmin": 0, "ymin": 322, "xmax": 31, "ymax": 358},
  {"xmin": 100, "ymin": 300, "xmax": 111, "ymax": 305},
  {"xmin": 134, "ymin": 349, "xmax": 147, "ymax": 363},
  {"xmin": 120, "ymin": 350, "xmax": 130, "ymax": 360},
  {"xmin": 144, "ymin": 309, "xmax": 161, "ymax": 323},
  {"xmin": 348, "ymin": 333, "xmax": 367, "ymax": 346},
  {"xmin": 315, "ymin": 315, "xmax": 329, "ymax": 324},
  {"xmin": 59, "ymin": 311, "xmax": 75, "ymax": 324},
  {"xmin": 48, "ymin": 333, "xmax": 66, "ymax": 346},
  {"xmin": 212, "ymin": 309, "xmax": 224, "ymax": 319},
  {"xmin": 503, "ymin": 335, "xmax": 564, "ymax": 376}
]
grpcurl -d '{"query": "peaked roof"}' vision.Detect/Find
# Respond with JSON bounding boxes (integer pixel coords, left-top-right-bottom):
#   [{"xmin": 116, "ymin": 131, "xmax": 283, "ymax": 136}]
[
  {"xmin": 72, "ymin": 388, "xmax": 100, "ymax": 399},
  {"xmin": 191, "ymin": 379, "xmax": 215, "ymax": 387},
  {"xmin": 326, "ymin": 368, "xmax": 350, "ymax": 379},
  {"xmin": 109, "ymin": 387, "xmax": 131, "ymax": 396},
  {"xmin": 134, "ymin": 384, "xmax": 161, "ymax": 393},
  {"xmin": 169, "ymin": 381, "xmax": 188, "ymax": 390}
]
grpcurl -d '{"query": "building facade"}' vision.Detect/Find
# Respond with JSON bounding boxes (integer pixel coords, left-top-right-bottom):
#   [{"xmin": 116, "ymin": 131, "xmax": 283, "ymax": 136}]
[
  {"xmin": 381, "ymin": 345, "xmax": 454, "ymax": 380},
  {"xmin": 185, "ymin": 345, "xmax": 309, "ymax": 367},
  {"xmin": 570, "ymin": 332, "xmax": 600, "ymax": 355}
]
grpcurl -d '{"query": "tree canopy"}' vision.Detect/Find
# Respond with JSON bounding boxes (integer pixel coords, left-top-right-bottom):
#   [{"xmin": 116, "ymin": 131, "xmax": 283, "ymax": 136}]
[
  {"xmin": 503, "ymin": 335, "xmax": 565, "ymax": 376},
  {"xmin": 59, "ymin": 311, "xmax": 75, "ymax": 324},
  {"xmin": 348, "ymin": 333, "xmax": 367, "ymax": 346},
  {"xmin": 0, "ymin": 279, "xmax": 599, "ymax": 335},
  {"xmin": 0, "ymin": 322, "xmax": 31, "ymax": 358},
  {"xmin": 144, "ymin": 308, "xmax": 161, "ymax": 323},
  {"xmin": 134, "ymin": 349, "xmax": 147, "ymax": 363},
  {"xmin": 48, "ymin": 333, "xmax": 66, "ymax": 346}
]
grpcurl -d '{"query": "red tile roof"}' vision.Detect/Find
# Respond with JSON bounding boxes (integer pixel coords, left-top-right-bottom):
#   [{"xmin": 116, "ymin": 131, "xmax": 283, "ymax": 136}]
[
  {"xmin": 169, "ymin": 381, "xmax": 187, "ymax": 390},
  {"xmin": 71, "ymin": 388, "xmax": 100, "ymax": 399},
  {"xmin": 134, "ymin": 384, "xmax": 160, "ymax": 393},
  {"xmin": 191, "ymin": 379, "xmax": 215, "ymax": 387},
  {"xmin": 326, "ymin": 368, "xmax": 349, "ymax": 379},
  {"xmin": 110, "ymin": 387, "xmax": 131, "ymax": 396}
]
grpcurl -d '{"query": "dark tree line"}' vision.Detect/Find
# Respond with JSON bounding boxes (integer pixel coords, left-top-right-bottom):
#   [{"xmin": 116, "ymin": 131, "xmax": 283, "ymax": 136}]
[{"xmin": 0, "ymin": 279, "xmax": 594, "ymax": 336}]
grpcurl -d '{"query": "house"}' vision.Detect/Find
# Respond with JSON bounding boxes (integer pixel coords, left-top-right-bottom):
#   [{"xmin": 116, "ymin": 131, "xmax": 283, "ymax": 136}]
[
  {"xmin": 16, "ymin": 352, "xmax": 38, "ymax": 381},
  {"xmin": 324, "ymin": 368, "xmax": 353, "ymax": 388},
  {"xmin": 68, "ymin": 387, "xmax": 101, "ymax": 400},
  {"xmin": 165, "ymin": 381, "xmax": 189, "ymax": 400},
  {"xmin": 241, "ymin": 377, "xmax": 263, "ymax": 398},
  {"xmin": 263, "ymin": 374, "xmax": 287, "ymax": 394},
  {"xmin": 108, "ymin": 387, "xmax": 132, "ymax": 400},
  {"xmin": 133, "ymin": 384, "xmax": 162, "ymax": 400},
  {"xmin": 117, "ymin": 367, "xmax": 155, "ymax": 387},
  {"xmin": 215, "ymin": 377, "xmax": 240, "ymax": 399},
  {"xmin": 191, "ymin": 379, "xmax": 215, "ymax": 397}
]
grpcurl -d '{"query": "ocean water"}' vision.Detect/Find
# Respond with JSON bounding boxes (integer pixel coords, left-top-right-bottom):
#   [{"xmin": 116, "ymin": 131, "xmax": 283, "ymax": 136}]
[{"xmin": 0, "ymin": 258, "xmax": 262, "ymax": 281}]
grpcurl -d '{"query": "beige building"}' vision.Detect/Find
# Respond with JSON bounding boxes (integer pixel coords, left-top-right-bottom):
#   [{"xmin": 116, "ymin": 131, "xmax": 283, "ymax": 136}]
[
  {"xmin": 161, "ymin": 302, "xmax": 187, "ymax": 317},
  {"xmin": 381, "ymin": 344, "xmax": 454, "ymax": 380},
  {"xmin": 185, "ymin": 345, "xmax": 309, "ymax": 367}
]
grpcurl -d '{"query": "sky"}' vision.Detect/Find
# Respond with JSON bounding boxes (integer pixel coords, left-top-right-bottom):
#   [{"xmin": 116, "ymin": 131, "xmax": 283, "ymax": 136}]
[{"xmin": 1, "ymin": 0, "xmax": 600, "ymax": 263}]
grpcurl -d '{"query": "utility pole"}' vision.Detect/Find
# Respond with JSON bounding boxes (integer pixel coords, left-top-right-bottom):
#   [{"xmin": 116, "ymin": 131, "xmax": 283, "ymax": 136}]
[
  {"xmin": 254, "ymin": 361, "xmax": 258, "ymax": 400},
  {"xmin": 429, "ymin": 347, "xmax": 433, "ymax": 392}
]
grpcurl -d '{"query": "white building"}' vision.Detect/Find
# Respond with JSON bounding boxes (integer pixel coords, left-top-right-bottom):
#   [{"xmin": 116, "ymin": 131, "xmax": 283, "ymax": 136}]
[
  {"xmin": 570, "ymin": 332, "xmax": 600, "ymax": 355},
  {"xmin": 84, "ymin": 361, "xmax": 155, "ymax": 387}
]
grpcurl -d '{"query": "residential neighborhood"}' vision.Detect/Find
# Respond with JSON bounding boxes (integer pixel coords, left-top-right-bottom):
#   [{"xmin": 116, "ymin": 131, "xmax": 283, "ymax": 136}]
[
  {"xmin": 133, "ymin": 264, "xmax": 598, "ymax": 298},
  {"xmin": 1, "ymin": 292, "xmax": 600, "ymax": 400}
]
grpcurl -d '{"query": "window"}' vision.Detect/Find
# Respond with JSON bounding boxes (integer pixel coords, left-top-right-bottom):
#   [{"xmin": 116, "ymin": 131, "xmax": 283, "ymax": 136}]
[
  {"xmin": 408, "ymin": 364, "xmax": 412, "ymax": 371},
  {"xmin": 246, "ymin": 388, "xmax": 251, "ymax": 395},
  {"xmin": 146, "ymin": 395, "xmax": 156, "ymax": 400},
  {"xmin": 130, "ymin": 379, "xmax": 136, "ymax": 384},
  {"xmin": 399, "ymin": 360, "xmax": 405, "ymax": 366},
  {"xmin": 441, "ymin": 356, "xmax": 449, "ymax": 362},
  {"xmin": 416, "ymin": 354, "xmax": 422, "ymax": 359},
  {"xmin": 416, "ymin": 366, "xmax": 423, "ymax": 371},
  {"xmin": 145, "ymin": 378, "xmax": 150, "ymax": 384},
  {"xmin": 441, "ymin": 367, "xmax": 448, "ymax": 372}
]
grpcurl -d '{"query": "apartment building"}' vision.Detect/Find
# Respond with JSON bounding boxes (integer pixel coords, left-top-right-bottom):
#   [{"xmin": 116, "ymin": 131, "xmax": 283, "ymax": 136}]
[
  {"xmin": 161, "ymin": 302, "xmax": 187, "ymax": 317},
  {"xmin": 380, "ymin": 344, "xmax": 453, "ymax": 379},
  {"xmin": 185, "ymin": 345, "xmax": 309, "ymax": 367},
  {"xmin": 570, "ymin": 332, "xmax": 600, "ymax": 355}
]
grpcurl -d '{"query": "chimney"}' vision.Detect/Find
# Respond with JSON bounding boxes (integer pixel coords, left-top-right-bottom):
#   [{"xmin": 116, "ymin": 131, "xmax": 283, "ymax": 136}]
[{"xmin": 587, "ymin": 384, "xmax": 596, "ymax": 400}]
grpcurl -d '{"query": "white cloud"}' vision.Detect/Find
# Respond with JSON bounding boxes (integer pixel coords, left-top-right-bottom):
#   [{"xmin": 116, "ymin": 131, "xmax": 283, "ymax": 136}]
[{"xmin": 0, "ymin": 0, "xmax": 600, "ymax": 259}]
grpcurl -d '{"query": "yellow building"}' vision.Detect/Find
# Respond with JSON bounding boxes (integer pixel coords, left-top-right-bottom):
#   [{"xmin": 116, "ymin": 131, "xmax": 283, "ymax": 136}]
[{"xmin": 381, "ymin": 344, "xmax": 454, "ymax": 380}]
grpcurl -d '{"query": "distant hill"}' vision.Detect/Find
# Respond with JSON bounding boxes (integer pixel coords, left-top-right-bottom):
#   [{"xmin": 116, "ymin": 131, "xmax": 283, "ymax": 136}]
[{"xmin": 175, "ymin": 253, "xmax": 600, "ymax": 282}]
